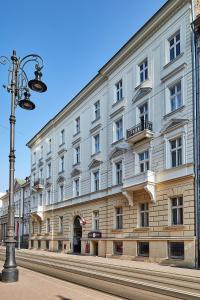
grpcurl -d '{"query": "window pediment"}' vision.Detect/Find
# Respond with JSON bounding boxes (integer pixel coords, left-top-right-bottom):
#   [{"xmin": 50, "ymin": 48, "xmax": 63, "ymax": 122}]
[
  {"xmin": 133, "ymin": 87, "xmax": 152, "ymax": 103},
  {"xmin": 161, "ymin": 118, "xmax": 188, "ymax": 134},
  {"xmin": 71, "ymin": 168, "xmax": 81, "ymax": 178},
  {"xmin": 88, "ymin": 159, "xmax": 102, "ymax": 170},
  {"xmin": 109, "ymin": 145, "xmax": 128, "ymax": 160}
]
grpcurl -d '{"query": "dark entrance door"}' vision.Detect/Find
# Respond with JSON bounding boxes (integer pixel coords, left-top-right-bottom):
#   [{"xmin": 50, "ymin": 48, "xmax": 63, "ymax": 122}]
[
  {"xmin": 73, "ymin": 216, "xmax": 82, "ymax": 253},
  {"xmin": 93, "ymin": 241, "xmax": 98, "ymax": 256}
]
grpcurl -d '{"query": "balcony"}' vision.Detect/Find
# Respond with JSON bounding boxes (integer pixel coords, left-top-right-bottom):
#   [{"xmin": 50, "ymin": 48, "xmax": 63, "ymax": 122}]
[
  {"xmin": 123, "ymin": 171, "xmax": 156, "ymax": 204},
  {"xmin": 31, "ymin": 205, "xmax": 44, "ymax": 221},
  {"xmin": 32, "ymin": 178, "xmax": 44, "ymax": 191},
  {"xmin": 126, "ymin": 121, "xmax": 153, "ymax": 144}
]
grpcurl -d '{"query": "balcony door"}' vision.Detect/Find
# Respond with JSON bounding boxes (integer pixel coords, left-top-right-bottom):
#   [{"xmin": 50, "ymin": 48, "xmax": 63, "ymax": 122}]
[{"xmin": 139, "ymin": 103, "xmax": 148, "ymax": 129}]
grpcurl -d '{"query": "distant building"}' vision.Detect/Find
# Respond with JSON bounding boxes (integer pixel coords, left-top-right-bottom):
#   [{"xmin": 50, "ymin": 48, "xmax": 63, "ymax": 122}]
[
  {"xmin": 0, "ymin": 177, "xmax": 31, "ymax": 248},
  {"xmin": 27, "ymin": 0, "xmax": 200, "ymax": 267}
]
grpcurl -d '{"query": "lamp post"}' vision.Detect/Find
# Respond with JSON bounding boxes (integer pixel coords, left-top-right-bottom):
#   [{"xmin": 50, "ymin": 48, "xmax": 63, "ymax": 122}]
[{"xmin": 0, "ymin": 50, "xmax": 47, "ymax": 282}]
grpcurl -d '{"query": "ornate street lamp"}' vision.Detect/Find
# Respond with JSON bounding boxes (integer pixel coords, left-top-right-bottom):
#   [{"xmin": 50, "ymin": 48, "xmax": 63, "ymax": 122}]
[{"xmin": 0, "ymin": 50, "xmax": 47, "ymax": 282}]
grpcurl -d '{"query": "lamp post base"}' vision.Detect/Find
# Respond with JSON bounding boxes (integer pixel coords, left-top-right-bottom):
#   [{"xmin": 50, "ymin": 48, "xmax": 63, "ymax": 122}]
[{"xmin": 2, "ymin": 267, "xmax": 18, "ymax": 282}]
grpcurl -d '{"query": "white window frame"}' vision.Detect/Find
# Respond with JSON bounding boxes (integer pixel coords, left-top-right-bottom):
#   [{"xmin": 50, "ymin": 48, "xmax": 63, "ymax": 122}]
[
  {"xmin": 59, "ymin": 155, "xmax": 65, "ymax": 173},
  {"xmin": 46, "ymin": 190, "xmax": 51, "ymax": 205},
  {"xmin": 73, "ymin": 177, "xmax": 80, "ymax": 197},
  {"xmin": 46, "ymin": 218, "xmax": 50, "ymax": 233},
  {"xmin": 33, "ymin": 152, "xmax": 36, "ymax": 165},
  {"xmin": 170, "ymin": 136, "xmax": 183, "ymax": 168},
  {"xmin": 115, "ymin": 207, "xmax": 123, "ymax": 229},
  {"xmin": 93, "ymin": 211, "xmax": 100, "ymax": 231},
  {"xmin": 92, "ymin": 170, "xmax": 100, "ymax": 192},
  {"xmin": 94, "ymin": 100, "xmax": 100, "ymax": 120},
  {"xmin": 48, "ymin": 138, "xmax": 51, "ymax": 153},
  {"xmin": 47, "ymin": 162, "xmax": 51, "ymax": 178},
  {"xmin": 169, "ymin": 80, "xmax": 182, "ymax": 112},
  {"xmin": 171, "ymin": 196, "xmax": 183, "ymax": 226},
  {"xmin": 39, "ymin": 193, "xmax": 43, "ymax": 207},
  {"xmin": 93, "ymin": 133, "xmax": 100, "ymax": 154},
  {"xmin": 59, "ymin": 185, "xmax": 64, "ymax": 202},
  {"xmin": 113, "ymin": 117, "xmax": 123, "ymax": 142},
  {"xmin": 140, "ymin": 203, "xmax": 149, "ymax": 227},
  {"xmin": 75, "ymin": 116, "xmax": 80, "ymax": 134},
  {"xmin": 168, "ymin": 31, "xmax": 181, "ymax": 62},
  {"xmin": 40, "ymin": 145, "xmax": 43, "ymax": 159},
  {"xmin": 60, "ymin": 129, "xmax": 65, "ymax": 145},
  {"xmin": 74, "ymin": 145, "xmax": 80, "ymax": 164},
  {"xmin": 138, "ymin": 150, "xmax": 149, "ymax": 173},
  {"xmin": 115, "ymin": 160, "xmax": 123, "ymax": 185},
  {"xmin": 59, "ymin": 216, "xmax": 64, "ymax": 233},
  {"xmin": 139, "ymin": 58, "xmax": 148, "ymax": 83},
  {"xmin": 115, "ymin": 79, "xmax": 123, "ymax": 102}
]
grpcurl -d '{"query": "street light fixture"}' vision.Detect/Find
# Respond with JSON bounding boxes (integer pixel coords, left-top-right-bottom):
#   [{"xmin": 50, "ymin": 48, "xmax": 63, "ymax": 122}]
[{"xmin": 0, "ymin": 50, "xmax": 47, "ymax": 283}]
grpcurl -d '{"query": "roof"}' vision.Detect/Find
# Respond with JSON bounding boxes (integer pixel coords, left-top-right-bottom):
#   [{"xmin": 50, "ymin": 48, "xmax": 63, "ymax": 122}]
[{"xmin": 27, "ymin": 0, "xmax": 190, "ymax": 148}]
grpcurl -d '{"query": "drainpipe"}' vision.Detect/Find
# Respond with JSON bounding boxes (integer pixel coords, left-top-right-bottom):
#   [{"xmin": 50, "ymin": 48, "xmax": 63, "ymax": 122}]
[{"xmin": 191, "ymin": 0, "xmax": 200, "ymax": 268}]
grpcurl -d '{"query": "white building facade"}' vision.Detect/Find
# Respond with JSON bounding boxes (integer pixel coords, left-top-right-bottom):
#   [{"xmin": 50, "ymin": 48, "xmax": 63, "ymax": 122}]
[{"xmin": 27, "ymin": 0, "xmax": 199, "ymax": 267}]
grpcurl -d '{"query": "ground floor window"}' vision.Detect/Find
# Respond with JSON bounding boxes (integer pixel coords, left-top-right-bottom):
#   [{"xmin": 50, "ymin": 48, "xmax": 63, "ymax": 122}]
[
  {"xmin": 38, "ymin": 240, "xmax": 41, "ymax": 249},
  {"xmin": 169, "ymin": 242, "xmax": 184, "ymax": 259},
  {"xmin": 31, "ymin": 240, "xmax": 34, "ymax": 248},
  {"xmin": 46, "ymin": 240, "xmax": 49, "ymax": 250},
  {"xmin": 113, "ymin": 241, "xmax": 123, "ymax": 255},
  {"xmin": 138, "ymin": 242, "xmax": 149, "ymax": 257},
  {"xmin": 58, "ymin": 240, "xmax": 63, "ymax": 252}
]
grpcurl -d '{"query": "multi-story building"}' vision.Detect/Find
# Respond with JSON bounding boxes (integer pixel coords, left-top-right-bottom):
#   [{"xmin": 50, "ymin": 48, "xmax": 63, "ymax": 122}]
[
  {"xmin": 0, "ymin": 177, "xmax": 31, "ymax": 248},
  {"xmin": 27, "ymin": 0, "xmax": 200, "ymax": 267}
]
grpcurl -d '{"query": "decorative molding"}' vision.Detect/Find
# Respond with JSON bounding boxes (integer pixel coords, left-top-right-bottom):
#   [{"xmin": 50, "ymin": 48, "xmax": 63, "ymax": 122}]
[
  {"xmin": 45, "ymin": 181, "xmax": 52, "ymax": 188},
  {"xmin": 161, "ymin": 118, "xmax": 189, "ymax": 135},
  {"xmin": 58, "ymin": 147, "xmax": 67, "ymax": 156},
  {"xmin": 133, "ymin": 87, "xmax": 152, "ymax": 103},
  {"xmin": 144, "ymin": 183, "xmax": 156, "ymax": 203},
  {"xmin": 45, "ymin": 156, "xmax": 52, "ymax": 162},
  {"xmin": 38, "ymin": 160, "xmax": 44, "ymax": 167},
  {"xmin": 90, "ymin": 123, "xmax": 101, "ymax": 134},
  {"xmin": 110, "ymin": 106, "xmax": 125, "ymax": 119},
  {"xmin": 71, "ymin": 168, "xmax": 81, "ymax": 177},
  {"xmin": 88, "ymin": 159, "xmax": 102, "ymax": 170},
  {"xmin": 163, "ymin": 105, "xmax": 185, "ymax": 119},
  {"xmin": 122, "ymin": 191, "xmax": 133, "ymax": 206},
  {"xmin": 72, "ymin": 137, "xmax": 81, "ymax": 146},
  {"xmin": 109, "ymin": 145, "xmax": 128, "ymax": 160},
  {"xmin": 161, "ymin": 61, "xmax": 186, "ymax": 82},
  {"xmin": 57, "ymin": 175, "xmax": 65, "ymax": 184}
]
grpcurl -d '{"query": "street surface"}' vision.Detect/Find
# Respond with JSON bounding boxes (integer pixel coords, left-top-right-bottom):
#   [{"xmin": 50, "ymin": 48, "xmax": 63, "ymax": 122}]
[{"xmin": 0, "ymin": 261, "xmax": 182, "ymax": 300}]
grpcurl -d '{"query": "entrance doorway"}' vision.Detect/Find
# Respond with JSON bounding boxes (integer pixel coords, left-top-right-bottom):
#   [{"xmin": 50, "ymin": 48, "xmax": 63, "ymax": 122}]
[
  {"xmin": 93, "ymin": 241, "xmax": 98, "ymax": 256},
  {"xmin": 73, "ymin": 216, "xmax": 82, "ymax": 253}
]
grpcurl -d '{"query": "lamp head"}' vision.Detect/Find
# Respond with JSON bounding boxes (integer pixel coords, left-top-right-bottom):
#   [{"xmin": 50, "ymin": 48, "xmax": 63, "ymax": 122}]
[
  {"xmin": 28, "ymin": 67, "xmax": 47, "ymax": 93},
  {"xmin": 19, "ymin": 91, "xmax": 35, "ymax": 110}
]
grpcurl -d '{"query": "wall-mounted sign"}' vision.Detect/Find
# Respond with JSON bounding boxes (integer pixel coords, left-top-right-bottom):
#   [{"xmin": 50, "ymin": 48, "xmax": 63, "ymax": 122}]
[{"xmin": 88, "ymin": 231, "xmax": 102, "ymax": 238}]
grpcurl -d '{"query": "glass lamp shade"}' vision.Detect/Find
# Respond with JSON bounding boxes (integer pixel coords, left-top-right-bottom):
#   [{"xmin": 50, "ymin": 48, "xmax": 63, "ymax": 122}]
[
  {"xmin": 28, "ymin": 69, "xmax": 47, "ymax": 93},
  {"xmin": 19, "ymin": 92, "xmax": 35, "ymax": 110}
]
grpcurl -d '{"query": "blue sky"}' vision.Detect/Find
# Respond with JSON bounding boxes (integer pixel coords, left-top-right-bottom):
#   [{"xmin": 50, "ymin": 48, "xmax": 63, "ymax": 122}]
[{"xmin": 0, "ymin": 0, "xmax": 166, "ymax": 191}]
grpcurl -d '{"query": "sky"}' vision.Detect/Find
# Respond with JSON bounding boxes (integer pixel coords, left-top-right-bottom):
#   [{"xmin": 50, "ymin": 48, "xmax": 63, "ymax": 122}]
[{"xmin": 0, "ymin": 0, "xmax": 166, "ymax": 191}]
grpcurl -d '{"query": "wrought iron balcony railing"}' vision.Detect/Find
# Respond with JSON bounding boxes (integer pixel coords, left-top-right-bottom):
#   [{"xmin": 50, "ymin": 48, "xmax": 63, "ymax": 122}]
[
  {"xmin": 33, "ymin": 178, "xmax": 44, "ymax": 187},
  {"xmin": 127, "ymin": 121, "xmax": 153, "ymax": 139}
]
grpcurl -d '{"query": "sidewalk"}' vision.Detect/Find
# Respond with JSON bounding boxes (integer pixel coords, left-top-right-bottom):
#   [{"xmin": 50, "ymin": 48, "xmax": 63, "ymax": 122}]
[
  {"xmin": 16, "ymin": 248, "xmax": 200, "ymax": 278},
  {"xmin": 0, "ymin": 261, "xmax": 122, "ymax": 300}
]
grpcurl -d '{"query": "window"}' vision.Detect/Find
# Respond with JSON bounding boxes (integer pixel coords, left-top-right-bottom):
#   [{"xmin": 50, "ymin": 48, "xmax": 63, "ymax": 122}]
[
  {"xmin": 48, "ymin": 138, "xmax": 51, "ymax": 153},
  {"xmin": 60, "ymin": 129, "xmax": 65, "ymax": 145},
  {"xmin": 74, "ymin": 146, "xmax": 80, "ymax": 164},
  {"xmin": 40, "ymin": 146, "xmax": 43, "ymax": 159},
  {"xmin": 169, "ymin": 242, "xmax": 184, "ymax": 259},
  {"xmin": 140, "ymin": 203, "xmax": 149, "ymax": 227},
  {"xmin": 75, "ymin": 117, "xmax": 80, "ymax": 134},
  {"xmin": 39, "ymin": 194, "xmax": 43, "ymax": 206},
  {"xmin": 114, "ymin": 118, "xmax": 123, "ymax": 141},
  {"xmin": 46, "ymin": 218, "xmax": 50, "ymax": 233},
  {"xmin": 59, "ymin": 216, "xmax": 63, "ymax": 233},
  {"xmin": 32, "ymin": 221, "xmax": 35, "ymax": 234},
  {"xmin": 93, "ymin": 211, "xmax": 99, "ymax": 230},
  {"xmin": 115, "ymin": 161, "xmax": 122, "ymax": 185},
  {"xmin": 47, "ymin": 163, "xmax": 51, "ymax": 178},
  {"xmin": 138, "ymin": 242, "xmax": 149, "ymax": 257},
  {"xmin": 47, "ymin": 190, "xmax": 51, "ymax": 205},
  {"xmin": 115, "ymin": 207, "xmax": 123, "ymax": 229},
  {"xmin": 59, "ymin": 156, "xmax": 65, "ymax": 172},
  {"xmin": 94, "ymin": 100, "xmax": 100, "ymax": 120},
  {"xmin": 93, "ymin": 170, "xmax": 100, "ymax": 191},
  {"xmin": 171, "ymin": 197, "xmax": 183, "ymax": 225},
  {"xmin": 33, "ymin": 152, "xmax": 36, "ymax": 164},
  {"xmin": 74, "ymin": 178, "xmax": 80, "ymax": 197},
  {"xmin": 115, "ymin": 79, "xmax": 123, "ymax": 102},
  {"xmin": 169, "ymin": 31, "xmax": 180, "ymax": 61},
  {"xmin": 113, "ymin": 241, "xmax": 123, "ymax": 255},
  {"xmin": 170, "ymin": 137, "xmax": 182, "ymax": 167},
  {"xmin": 139, "ymin": 59, "xmax": 148, "ymax": 83},
  {"xmin": 139, "ymin": 151, "xmax": 149, "ymax": 173},
  {"xmin": 39, "ymin": 168, "xmax": 43, "ymax": 180},
  {"xmin": 93, "ymin": 134, "xmax": 100, "ymax": 154},
  {"xmin": 169, "ymin": 81, "xmax": 182, "ymax": 112},
  {"xmin": 139, "ymin": 102, "xmax": 148, "ymax": 127},
  {"xmin": 59, "ymin": 185, "xmax": 64, "ymax": 202}
]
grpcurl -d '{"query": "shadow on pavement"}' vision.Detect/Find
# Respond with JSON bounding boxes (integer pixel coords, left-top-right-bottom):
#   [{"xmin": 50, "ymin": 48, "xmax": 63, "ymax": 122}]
[{"xmin": 57, "ymin": 295, "xmax": 71, "ymax": 300}]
